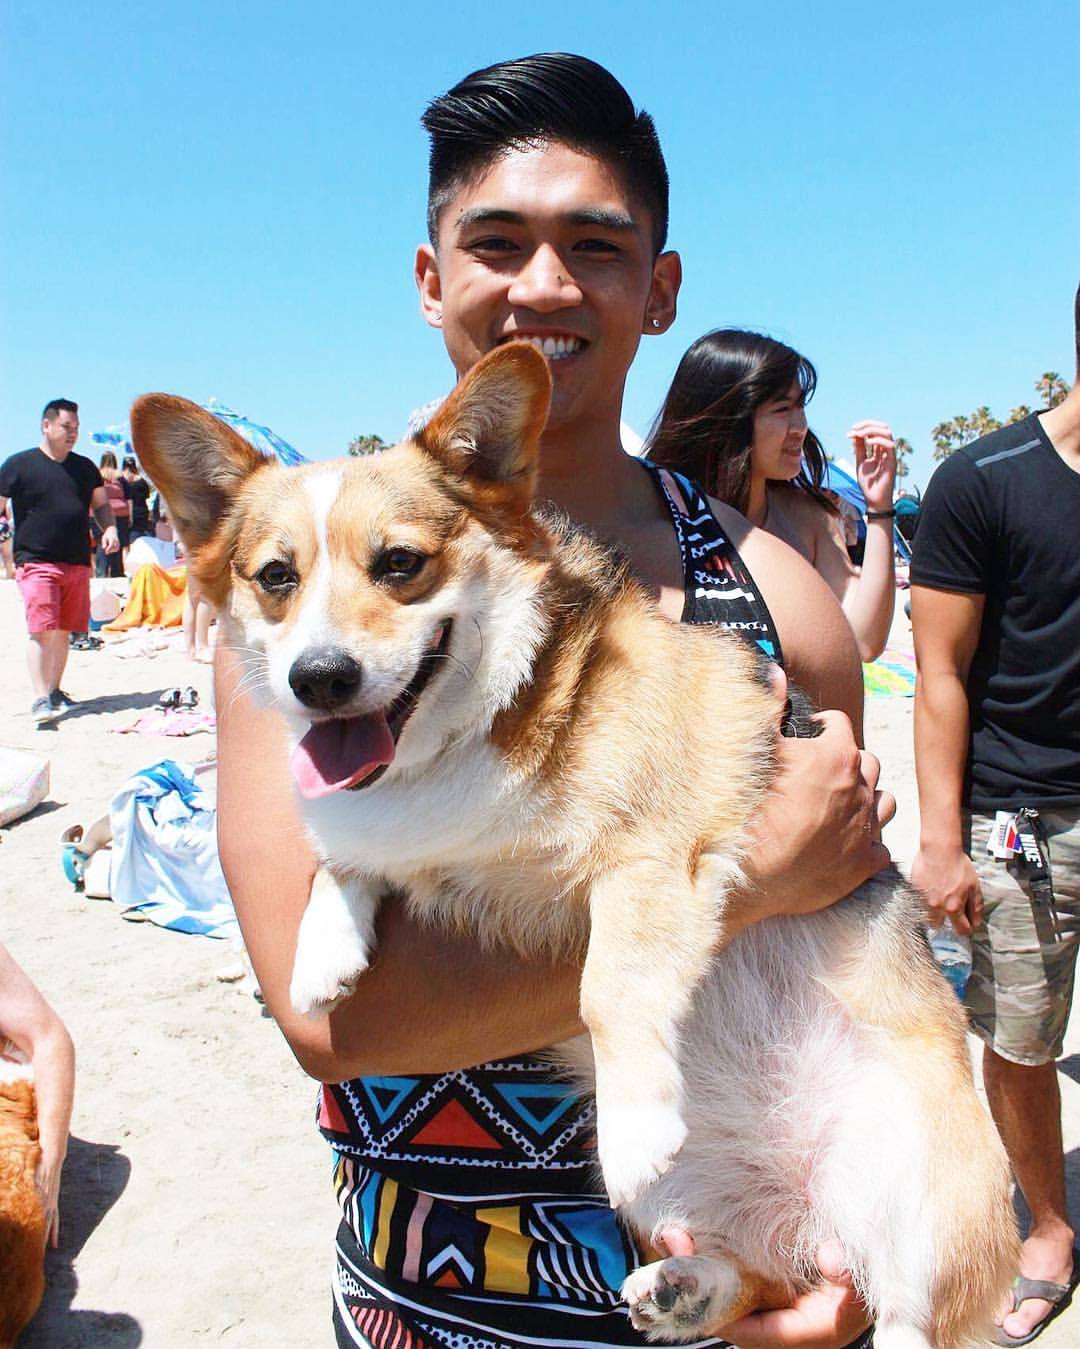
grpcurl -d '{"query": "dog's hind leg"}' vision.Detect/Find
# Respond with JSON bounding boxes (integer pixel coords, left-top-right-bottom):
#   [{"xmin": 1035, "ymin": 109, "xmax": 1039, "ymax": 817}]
[
  {"xmin": 623, "ymin": 1254, "xmax": 788, "ymax": 1343},
  {"xmin": 290, "ymin": 867, "xmax": 380, "ymax": 1016},
  {"xmin": 582, "ymin": 856, "xmax": 727, "ymax": 1208}
]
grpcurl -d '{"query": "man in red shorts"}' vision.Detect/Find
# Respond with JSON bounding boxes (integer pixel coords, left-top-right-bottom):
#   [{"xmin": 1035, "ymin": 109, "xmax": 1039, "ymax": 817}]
[{"xmin": 0, "ymin": 399, "xmax": 119, "ymax": 725}]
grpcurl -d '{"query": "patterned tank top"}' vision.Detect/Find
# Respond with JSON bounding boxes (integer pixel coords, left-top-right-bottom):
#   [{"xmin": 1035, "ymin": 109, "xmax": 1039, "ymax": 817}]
[{"xmin": 321, "ymin": 465, "xmax": 783, "ymax": 1348}]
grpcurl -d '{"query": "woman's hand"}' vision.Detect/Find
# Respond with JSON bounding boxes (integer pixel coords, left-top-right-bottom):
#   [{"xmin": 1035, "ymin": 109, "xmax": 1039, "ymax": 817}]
[{"xmin": 847, "ymin": 420, "xmax": 896, "ymax": 513}]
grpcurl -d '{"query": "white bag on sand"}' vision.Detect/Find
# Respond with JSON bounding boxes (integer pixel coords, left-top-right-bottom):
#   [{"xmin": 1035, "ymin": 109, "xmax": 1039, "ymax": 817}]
[
  {"xmin": 0, "ymin": 748, "xmax": 50, "ymax": 827},
  {"xmin": 89, "ymin": 584, "xmax": 122, "ymax": 623},
  {"xmin": 126, "ymin": 535, "xmax": 177, "ymax": 573}
]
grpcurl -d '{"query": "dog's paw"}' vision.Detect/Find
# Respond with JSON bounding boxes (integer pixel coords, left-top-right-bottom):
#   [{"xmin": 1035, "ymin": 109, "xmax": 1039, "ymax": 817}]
[
  {"xmin": 598, "ymin": 1100, "xmax": 687, "ymax": 1208},
  {"xmin": 289, "ymin": 933, "xmax": 371, "ymax": 1018},
  {"xmin": 622, "ymin": 1257, "xmax": 740, "ymax": 1341}
]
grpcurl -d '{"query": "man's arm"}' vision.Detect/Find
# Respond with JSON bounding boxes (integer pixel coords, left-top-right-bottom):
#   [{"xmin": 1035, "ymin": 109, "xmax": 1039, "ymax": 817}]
[
  {"xmin": 0, "ymin": 945, "xmax": 76, "ymax": 1247},
  {"xmin": 910, "ymin": 584, "xmax": 985, "ymax": 933},
  {"xmin": 720, "ymin": 513, "xmax": 893, "ymax": 919},
  {"xmin": 215, "ymin": 647, "xmax": 584, "ymax": 1082},
  {"xmin": 89, "ymin": 485, "xmax": 119, "ymax": 554}
]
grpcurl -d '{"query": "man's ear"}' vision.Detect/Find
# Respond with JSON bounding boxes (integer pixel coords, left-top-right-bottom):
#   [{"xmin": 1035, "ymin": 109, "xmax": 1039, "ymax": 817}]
[
  {"xmin": 415, "ymin": 244, "xmax": 444, "ymax": 329},
  {"xmin": 643, "ymin": 249, "xmax": 682, "ymax": 334},
  {"xmin": 130, "ymin": 396, "xmax": 266, "ymax": 555},
  {"xmin": 416, "ymin": 343, "xmax": 551, "ymax": 501}
]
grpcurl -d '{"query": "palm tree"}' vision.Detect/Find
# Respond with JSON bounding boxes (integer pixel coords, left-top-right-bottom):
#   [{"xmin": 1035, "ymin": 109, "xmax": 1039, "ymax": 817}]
[
  {"xmin": 1035, "ymin": 372, "xmax": 1070, "ymax": 409},
  {"xmin": 348, "ymin": 433, "xmax": 387, "ymax": 457}
]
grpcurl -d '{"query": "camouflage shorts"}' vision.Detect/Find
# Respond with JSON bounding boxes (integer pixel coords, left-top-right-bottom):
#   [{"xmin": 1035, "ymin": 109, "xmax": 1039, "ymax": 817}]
[{"xmin": 963, "ymin": 808, "xmax": 1080, "ymax": 1065}]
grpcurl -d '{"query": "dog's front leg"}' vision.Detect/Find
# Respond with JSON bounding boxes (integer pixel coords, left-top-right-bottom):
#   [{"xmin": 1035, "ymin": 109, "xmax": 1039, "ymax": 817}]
[
  {"xmin": 290, "ymin": 866, "xmax": 381, "ymax": 1017},
  {"xmin": 582, "ymin": 858, "xmax": 719, "ymax": 1209}
]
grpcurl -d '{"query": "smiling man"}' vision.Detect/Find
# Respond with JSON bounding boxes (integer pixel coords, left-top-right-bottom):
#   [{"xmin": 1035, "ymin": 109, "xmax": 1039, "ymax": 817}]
[{"xmin": 216, "ymin": 54, "xmax": 890, "ymax": 1348}]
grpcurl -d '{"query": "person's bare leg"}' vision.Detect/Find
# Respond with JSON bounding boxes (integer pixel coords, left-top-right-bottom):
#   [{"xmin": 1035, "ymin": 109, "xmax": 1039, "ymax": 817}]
[
  {"xmin": 25, "ymin": 632, "xmax": 51, "ymax": 700},
  {"xmin": 49, "ymin": 628, "xmax": 70, "ymax": 692},
  {"xmin": 983, "ymin": 1047, "xmax": 1075, "ymax": 1339}
]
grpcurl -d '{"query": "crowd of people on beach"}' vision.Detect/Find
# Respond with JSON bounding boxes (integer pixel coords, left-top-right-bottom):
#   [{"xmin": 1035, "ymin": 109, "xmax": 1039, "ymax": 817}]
[{"xmin": 2, "ymin": 49, "xmax": 1078, "ymax": 1349}]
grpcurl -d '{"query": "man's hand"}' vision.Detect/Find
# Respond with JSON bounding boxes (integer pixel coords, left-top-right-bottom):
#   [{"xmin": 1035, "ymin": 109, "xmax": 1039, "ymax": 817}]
[
  {"xmin": 910, "ymin": 841, "xmax": 982, "ymax": 934},
  {"xmin": 719, "ymin": 1240, "xmax": 870, "ymax": 1349},
  {"xmin": 100, "ymin": 524, "xmax": 120, "ymax": 554},
  {"xmin": 655, "ymin": 1230, "xmax": 870, "ymax": 1349},
  {"xmin": 737, "ymin": 691, "xmax": 894, "ymax": 927}
]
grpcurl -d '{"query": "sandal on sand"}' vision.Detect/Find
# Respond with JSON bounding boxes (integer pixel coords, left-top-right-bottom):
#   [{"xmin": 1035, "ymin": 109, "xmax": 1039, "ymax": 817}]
[
  {"xmin": 179, "ymin": 686, "xmax": 199, "ymax": 709},
  {"xmin": 991, "ymin": 1249, "xmax": 1080, "ymax": 1346},
  {"xmin": 159, "ymin": 687, "xmax": 182, "ymax": 709}
]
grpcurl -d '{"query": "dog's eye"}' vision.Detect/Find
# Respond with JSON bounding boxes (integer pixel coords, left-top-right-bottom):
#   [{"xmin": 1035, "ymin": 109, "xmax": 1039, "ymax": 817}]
[
  {"xmin": 378, "ymin": 548, "xmax": 426, "ymax": 579},
  {"xmin": 255, "ymin": 560, "xmax": 298, "ymax": 593}
]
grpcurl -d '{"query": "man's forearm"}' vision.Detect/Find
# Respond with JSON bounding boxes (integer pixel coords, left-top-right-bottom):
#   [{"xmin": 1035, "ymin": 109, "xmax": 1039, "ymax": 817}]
[
  {"xmin": 914, "ymin": 668, "xmax": 971, "ymax": 847},
  {"xmin": 216, "ymin": 650, "xmax": 584, "ymax": 1082},
  {"xmin": 91, "ymin": 501, "xmax": 115, "ymax": 532},
  {"xmin": 32, "ymin": 1021, "xmax": 75, "ymax": 1171}
]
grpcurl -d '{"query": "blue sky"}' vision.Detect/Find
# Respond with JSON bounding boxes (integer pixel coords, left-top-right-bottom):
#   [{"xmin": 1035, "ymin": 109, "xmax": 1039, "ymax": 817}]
[{"xmin": 2, "ymin": 1, "xmax": 1077, "ymax": 491}]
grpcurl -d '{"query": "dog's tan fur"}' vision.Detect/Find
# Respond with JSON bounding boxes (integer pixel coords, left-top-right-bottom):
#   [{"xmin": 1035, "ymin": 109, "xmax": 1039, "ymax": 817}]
[
  {"xmin": 132, "ymin": 342, "xmax": 1017, "ymax": 1346},
  {"xmin": 0, "ymin": 1073, "xmax": 46, "ymax": 1347}
]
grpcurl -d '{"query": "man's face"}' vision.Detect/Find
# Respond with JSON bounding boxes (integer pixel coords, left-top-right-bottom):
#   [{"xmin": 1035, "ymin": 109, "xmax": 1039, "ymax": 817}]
[
  {"xmin": 43, "ymin": 410, "xmax": 79, "ymax": 454},
  {"xmin": 416, "ymin": 143, "xmax": 679, "ymax": 431}
]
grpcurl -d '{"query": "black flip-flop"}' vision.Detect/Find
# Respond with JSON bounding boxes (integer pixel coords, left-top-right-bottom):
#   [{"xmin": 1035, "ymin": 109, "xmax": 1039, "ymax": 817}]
[{"xmin": 991, "ymin": 1247, "xmax": 1080, "ymax": 1345}]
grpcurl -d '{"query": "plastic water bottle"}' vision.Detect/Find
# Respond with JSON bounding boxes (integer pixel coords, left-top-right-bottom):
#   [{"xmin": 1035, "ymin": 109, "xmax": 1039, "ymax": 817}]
[{"xmin": 927, "ymin": 920, "xmax": 972, "ymax": 999}]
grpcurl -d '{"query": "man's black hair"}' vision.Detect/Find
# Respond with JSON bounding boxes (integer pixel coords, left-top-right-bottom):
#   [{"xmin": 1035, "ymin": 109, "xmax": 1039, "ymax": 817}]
[
  {"xmin": 42, "ymin": 398, "xmax": 78, "ymax": 421},
  {"xmin": 422, "ymin": 53, "xmax": 669, "ymax": 254}
]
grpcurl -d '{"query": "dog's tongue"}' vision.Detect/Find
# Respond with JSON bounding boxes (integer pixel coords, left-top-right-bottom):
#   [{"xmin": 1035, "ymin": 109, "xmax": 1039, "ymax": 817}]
[{"xmin": 291, "ymin": 714, "xmax": 396, "ymax": 799}]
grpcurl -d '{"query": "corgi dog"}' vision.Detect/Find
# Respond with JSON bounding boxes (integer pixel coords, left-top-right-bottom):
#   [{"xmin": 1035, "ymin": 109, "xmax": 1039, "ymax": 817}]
[
  {"xmin": 0, "ymin": 1059, "xmax": 46, "ymax": 1347},
  {"xmin": 132, "ymin": 342, "xmax": 1017, "ymax": 1347}
]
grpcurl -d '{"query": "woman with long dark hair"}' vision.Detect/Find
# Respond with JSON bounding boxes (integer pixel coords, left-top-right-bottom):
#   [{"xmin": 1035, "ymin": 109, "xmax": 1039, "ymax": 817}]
[{"xmin": 648, "ymin": 329, "xmax": 897, "ymax": 660}]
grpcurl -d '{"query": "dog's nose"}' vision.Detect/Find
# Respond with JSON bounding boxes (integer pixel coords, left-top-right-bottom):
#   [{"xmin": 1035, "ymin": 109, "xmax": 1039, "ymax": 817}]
[{"xmin": 289, "ymin": 649, "xmax": 363, "ymax": 711}]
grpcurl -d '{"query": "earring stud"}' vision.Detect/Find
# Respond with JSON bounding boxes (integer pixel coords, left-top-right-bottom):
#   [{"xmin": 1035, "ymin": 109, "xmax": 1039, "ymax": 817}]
[{"xmin": 650, "ymin": 317, "xmax": 662, "ymax": 329}]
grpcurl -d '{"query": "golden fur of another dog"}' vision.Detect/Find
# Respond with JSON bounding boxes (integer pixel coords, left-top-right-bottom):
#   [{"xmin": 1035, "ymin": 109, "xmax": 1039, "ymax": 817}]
[
  {"xmin": 132, "ymin": 342, "xmax": 1018, "ymax": 1348},
  {"xmin": 0, "ymin": 1072, "xmax": 45, "ymax": 1347}
]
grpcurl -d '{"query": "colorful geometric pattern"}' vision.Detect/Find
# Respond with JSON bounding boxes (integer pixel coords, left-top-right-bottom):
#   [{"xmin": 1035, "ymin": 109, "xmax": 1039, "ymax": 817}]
[
  {"xmin": 646, "ymin": 464, "xmax": 784, "ymax": 666},
  {"xmin": 320, "ymin": 1053, "xmax": 721, "ymax": 1348}
]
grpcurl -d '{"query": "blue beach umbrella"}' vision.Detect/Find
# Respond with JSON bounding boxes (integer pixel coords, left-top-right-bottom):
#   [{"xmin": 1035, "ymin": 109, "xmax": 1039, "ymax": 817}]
[
  {"xmin": 91, "ymin": 425, "xmax": 134, "ymax": 459},
  {"xmin": 818, "ymin": 458, "xmax": 912, "ymax": 561},
  {"xmin": 202, "ymin": 398, "xmax": 308, "ymax": 466},
  {"xmin": 819, "ymin": 459, "xmax": 865, "ymax": 513}
]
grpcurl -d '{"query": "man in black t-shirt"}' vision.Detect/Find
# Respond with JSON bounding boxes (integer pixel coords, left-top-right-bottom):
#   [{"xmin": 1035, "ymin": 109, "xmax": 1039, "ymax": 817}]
[
  {"xmin": 0, "ymin": 399, "xmax": 120, "ymax": 725},
  {"xmin": 911, "ymin": 288, "xmax": 1080, "ymax": 1346}
]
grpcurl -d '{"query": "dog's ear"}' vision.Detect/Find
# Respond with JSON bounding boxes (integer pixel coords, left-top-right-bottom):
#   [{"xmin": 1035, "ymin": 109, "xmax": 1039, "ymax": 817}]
[
  {"xmin": 130, "ymin": 396, "xmax": 267, "ymax": 554},
  {"xmin": 416, "ymin": 342, "xmax": 551, "ymax": 503}
]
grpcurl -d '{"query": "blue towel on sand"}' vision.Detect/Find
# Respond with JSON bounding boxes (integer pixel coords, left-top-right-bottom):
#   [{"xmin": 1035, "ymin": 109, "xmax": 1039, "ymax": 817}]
[{"xmin": 109, "ymin": 759, "xmax": 237, "ymax": 938}]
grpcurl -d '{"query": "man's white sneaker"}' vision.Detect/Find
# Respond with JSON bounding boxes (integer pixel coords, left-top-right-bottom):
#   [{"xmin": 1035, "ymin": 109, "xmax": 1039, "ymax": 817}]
[{"xmin": 31, "ymin": 697, "xmax": 58, "ymax": 725}]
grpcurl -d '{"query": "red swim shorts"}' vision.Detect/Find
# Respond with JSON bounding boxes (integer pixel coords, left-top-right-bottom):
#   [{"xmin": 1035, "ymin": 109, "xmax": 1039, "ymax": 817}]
[{"xmin": 15, "ymin": 561, "xmax": 91, "ymax": 634}]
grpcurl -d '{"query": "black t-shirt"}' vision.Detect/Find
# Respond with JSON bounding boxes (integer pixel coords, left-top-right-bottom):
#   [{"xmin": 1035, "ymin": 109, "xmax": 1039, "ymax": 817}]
[
  {"xmin": 911, "ymin": 414, "xmax": 1080, "ymax": 809},
  {"xmin": 0, "ymin": 447, "xmax": 102, "ymax": 566}
]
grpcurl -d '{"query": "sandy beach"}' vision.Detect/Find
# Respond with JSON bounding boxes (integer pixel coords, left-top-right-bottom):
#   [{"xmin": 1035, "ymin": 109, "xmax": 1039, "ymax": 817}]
[{"xmin": 2, "ymin": 577, "xmax": 1078, "ymax": 1347}]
